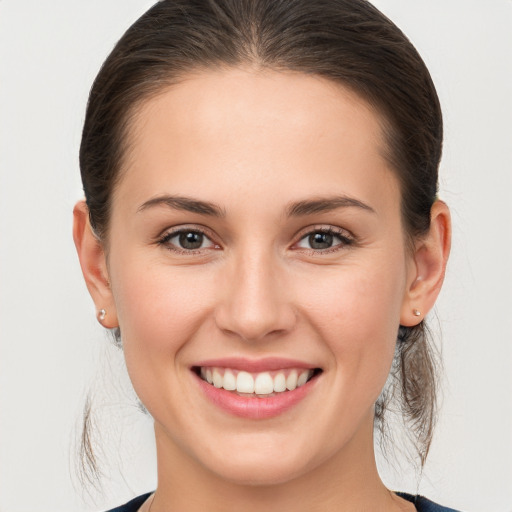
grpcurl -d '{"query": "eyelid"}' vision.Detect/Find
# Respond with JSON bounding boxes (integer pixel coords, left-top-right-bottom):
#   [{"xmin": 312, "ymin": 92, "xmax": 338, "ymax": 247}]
[
  {"xmin": 154, "ymin": 223, "xmax": 355, "ymax": 255},
  {"xmin": 292, "ymin": 225, "xmax": 355, "ymax": 252},
  {"xmin": 156, "ymin": 225, "xmax": 221, "ymax": 253},
  {"xmin": 293, "ymin": 224, "xmax": 354, "ymax": 241}
]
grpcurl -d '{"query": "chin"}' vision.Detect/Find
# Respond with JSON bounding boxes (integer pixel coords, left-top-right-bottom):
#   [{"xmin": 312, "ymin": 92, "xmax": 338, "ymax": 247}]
[
  {"xmin": 200, "ymin": 440, "xmax": 318, "ymax": 487},
  {"xmin": 211, "ymin": 459, "xmax": 307, "ymax": 487}
]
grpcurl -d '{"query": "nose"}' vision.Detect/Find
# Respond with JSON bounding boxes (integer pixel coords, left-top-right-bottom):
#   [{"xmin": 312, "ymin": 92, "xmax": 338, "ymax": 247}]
[{"xmin": 214, "ymin": 249, "xmax": 296, "ymax": 342}]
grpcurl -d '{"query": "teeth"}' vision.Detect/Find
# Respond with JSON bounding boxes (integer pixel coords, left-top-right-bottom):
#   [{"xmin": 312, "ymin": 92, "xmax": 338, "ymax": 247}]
[
  {"xmin": 274, "ymin": 372, "xmax": 286, "ymax": 392},
  {"xmin": 199, "ymin": 367, "xmax": 315, "ymax": 395},
  {"xmin": 236, "ymin": 371, "xmax": 254, "ymax": 393},
  {"xmin": 254, "ymin": 372, "xmax": 274, "ymax": 394},
  {"xmin": 212, "ymin": 369, "xmax": 223, "ymax": 388},
  {"xmin": 223, "ymin": 369, "xmax": 236, "ymax": 391},
  {"xmin": 297, "ymin": 370, "xmax": 309, "ymax": 387},
  {"xmin": 286, "ymin": 370, "xmax": 298, "ymax": 391}
]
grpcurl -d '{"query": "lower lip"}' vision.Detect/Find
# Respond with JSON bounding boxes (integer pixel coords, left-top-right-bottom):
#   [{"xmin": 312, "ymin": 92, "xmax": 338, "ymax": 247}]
[{"xmin": 194, "ymin": 372, "xmax": 319, "ymax": 419}]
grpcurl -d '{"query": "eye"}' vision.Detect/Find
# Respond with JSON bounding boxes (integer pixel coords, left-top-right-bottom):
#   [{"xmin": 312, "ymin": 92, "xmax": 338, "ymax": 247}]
[
  {"xmin": 295, "ymin": 228, "xmax": 353, "ymax": 252},
  {"xmin": 158, "ymin": 228, "xmax": 219, "ymax": 253}
]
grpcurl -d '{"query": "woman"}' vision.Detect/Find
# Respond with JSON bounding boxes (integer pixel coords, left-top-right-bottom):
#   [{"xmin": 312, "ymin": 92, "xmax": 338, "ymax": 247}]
[{"xmin": 73, "ymin": 0, "xmax": 457, "ymax": 510}]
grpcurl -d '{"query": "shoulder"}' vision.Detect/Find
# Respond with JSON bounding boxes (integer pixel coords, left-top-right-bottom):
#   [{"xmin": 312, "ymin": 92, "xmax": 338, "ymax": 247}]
[
  {"xmin": 397, "ymin": 492, "xmax": 463, "ymax": 512},
  {"xmin": 104, "ymin": 492, "xmax": 152, "ymax": 512}
]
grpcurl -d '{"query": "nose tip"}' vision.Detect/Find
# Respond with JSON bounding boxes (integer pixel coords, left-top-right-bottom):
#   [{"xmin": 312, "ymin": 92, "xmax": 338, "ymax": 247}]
[
  {"xmin": 217, "ymin": 312, "xmax": 291, "ymax": 343},
  {"xmin": 214, "ymin": 259, "xmax": 296, "ymax": 342}
]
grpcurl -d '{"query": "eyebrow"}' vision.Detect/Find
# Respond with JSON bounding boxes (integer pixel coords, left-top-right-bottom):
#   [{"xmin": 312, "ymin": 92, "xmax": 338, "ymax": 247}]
[
  {"xmin": 137, "ymin": 195, "xmax": 226, "ymax": 217},
  {"xmin": 286, "ymin": 196, "xmax": 375, "ymax": 216},
  {"xmin": 137, "ymin": 194, "xmax": 375, "ymax": 218}
]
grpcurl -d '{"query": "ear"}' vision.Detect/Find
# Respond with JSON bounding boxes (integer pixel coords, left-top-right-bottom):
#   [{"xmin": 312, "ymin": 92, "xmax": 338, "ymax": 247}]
[
  {"xmin": 400, "ymin": 200, "xmax": 451, "ymax": 327},
  {"xmin": 73, "ymin": 200, "xmax": 118, "ymax": 328}
]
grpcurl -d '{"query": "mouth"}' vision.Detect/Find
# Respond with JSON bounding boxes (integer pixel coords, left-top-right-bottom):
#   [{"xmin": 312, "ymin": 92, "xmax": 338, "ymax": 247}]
[
  {"xmin": 191, "ymin": 360, "xmax": 322, "ymax": 419},
  {"xmin": 192, "ymin": 366, "xmax": 322, "ymax": 398}
]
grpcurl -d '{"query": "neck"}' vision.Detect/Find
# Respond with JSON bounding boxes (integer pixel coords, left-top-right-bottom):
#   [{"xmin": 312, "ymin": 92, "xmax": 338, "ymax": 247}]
[{"xmin": 150, "ymin": 413, "xmax": 409, "ymax": 512}]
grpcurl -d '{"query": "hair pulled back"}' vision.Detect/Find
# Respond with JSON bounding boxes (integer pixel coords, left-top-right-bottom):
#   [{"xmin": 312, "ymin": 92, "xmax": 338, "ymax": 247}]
[{"xmin": 79, "ymin": 0, "xmax": 442, "ymax": 473}]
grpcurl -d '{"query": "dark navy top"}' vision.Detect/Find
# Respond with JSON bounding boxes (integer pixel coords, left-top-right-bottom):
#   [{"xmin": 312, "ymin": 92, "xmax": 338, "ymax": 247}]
[{"xmin": 105, "ymin": 491, "xmax": 462, "ymax": 511}]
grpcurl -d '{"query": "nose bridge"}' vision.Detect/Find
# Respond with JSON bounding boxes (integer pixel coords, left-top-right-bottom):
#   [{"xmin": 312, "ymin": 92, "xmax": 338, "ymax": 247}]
[{"xmin": 215, "ymin": 242, "xmax": 295, "ymax": 342}]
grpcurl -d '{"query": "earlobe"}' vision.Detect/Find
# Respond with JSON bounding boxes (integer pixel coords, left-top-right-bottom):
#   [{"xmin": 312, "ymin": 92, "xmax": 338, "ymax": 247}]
[
  {"xmin": 73, "ymin": 200, "xmax": 119, "ymax": 328},
  {"xmin": 400, "ymin": 200, "xmax": 451, "ymax": 327}
]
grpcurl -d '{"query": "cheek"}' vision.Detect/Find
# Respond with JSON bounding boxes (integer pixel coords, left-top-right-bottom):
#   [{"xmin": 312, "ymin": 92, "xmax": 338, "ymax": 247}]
[
  {"xmin": 297, "ymin": 255, "xmax": 407, "ymax": 393},
  {"xmin": 109, "ymin": 254, "xmax": 216, "ymax": 367},
  {"xmin": 108, "ymin": 256, "xmax": 223, "ymax": 418}
]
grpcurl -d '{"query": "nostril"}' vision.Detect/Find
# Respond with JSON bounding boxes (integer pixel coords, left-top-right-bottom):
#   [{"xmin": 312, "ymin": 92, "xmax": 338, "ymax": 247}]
[{"xmin": 213, "ymin": 284, "xmax": 297, "ymax": 343}]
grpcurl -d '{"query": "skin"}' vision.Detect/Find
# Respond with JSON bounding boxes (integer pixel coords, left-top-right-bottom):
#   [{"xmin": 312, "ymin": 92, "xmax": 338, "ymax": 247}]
[{"xmin": 74, "ymin": 68, "xmax": 450, "ymax": 512}]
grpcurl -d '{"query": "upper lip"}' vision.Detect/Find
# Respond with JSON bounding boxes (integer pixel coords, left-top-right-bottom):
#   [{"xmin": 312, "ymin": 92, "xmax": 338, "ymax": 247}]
[{"xmin": 192, "ymin": 357, "xmax": 319, "ymax": 373}]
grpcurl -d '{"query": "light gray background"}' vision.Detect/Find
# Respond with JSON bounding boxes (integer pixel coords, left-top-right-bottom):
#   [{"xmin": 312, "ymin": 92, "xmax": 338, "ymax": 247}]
[{"xmin": 1, "ymin": 1, "xmax": 511, "ymax": 511}]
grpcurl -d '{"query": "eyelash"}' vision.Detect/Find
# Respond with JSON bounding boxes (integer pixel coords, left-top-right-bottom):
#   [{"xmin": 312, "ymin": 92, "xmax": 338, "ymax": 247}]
[
  {"xmin": 156, "ymin": 226, "xmax": 355, "ymax": 255},
  {"xmin": 157, "ymin": 226, "xmax": 218, "ymax": 255},
  {"xmin": 294, "ymin": 226, "xmax": 355, "ymax": 254}
]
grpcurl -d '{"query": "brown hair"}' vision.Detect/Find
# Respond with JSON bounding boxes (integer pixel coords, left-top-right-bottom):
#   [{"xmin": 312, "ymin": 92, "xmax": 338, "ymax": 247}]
[{"xmin": 79, "ymin": 0, "xmax": 442, "ymax": 479}]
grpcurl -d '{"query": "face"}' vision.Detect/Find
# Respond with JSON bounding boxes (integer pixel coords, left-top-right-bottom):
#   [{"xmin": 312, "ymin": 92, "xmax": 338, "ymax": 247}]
[{"xmin": 104, "ymin": 68, "xmax": 416, "ymax": 485}]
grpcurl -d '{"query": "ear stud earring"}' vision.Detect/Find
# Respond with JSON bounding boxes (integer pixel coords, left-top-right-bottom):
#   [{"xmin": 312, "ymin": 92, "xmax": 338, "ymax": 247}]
[
  {"xmin": 413, "ymin": 308, "xmax": 421, "ymax": 317},
  {"xmin": 98, "ymin": 309, "xmax": 107, "ymax": 321}
]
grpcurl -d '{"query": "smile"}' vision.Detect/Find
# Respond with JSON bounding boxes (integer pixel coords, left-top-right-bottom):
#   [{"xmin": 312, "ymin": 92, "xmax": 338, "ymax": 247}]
[
  {"xmin": 192, "ymin": 360, "xmax": 322, "ymax": 419},
  {"xmin": 198, "ymin": 367, "xmax": 316, "ymax": 396}
]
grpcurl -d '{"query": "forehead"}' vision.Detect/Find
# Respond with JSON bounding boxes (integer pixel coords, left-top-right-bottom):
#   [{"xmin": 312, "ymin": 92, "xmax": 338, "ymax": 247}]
[{"xmin": 116, "ymin": 67, "xmax": 399, "ymax": 217}]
